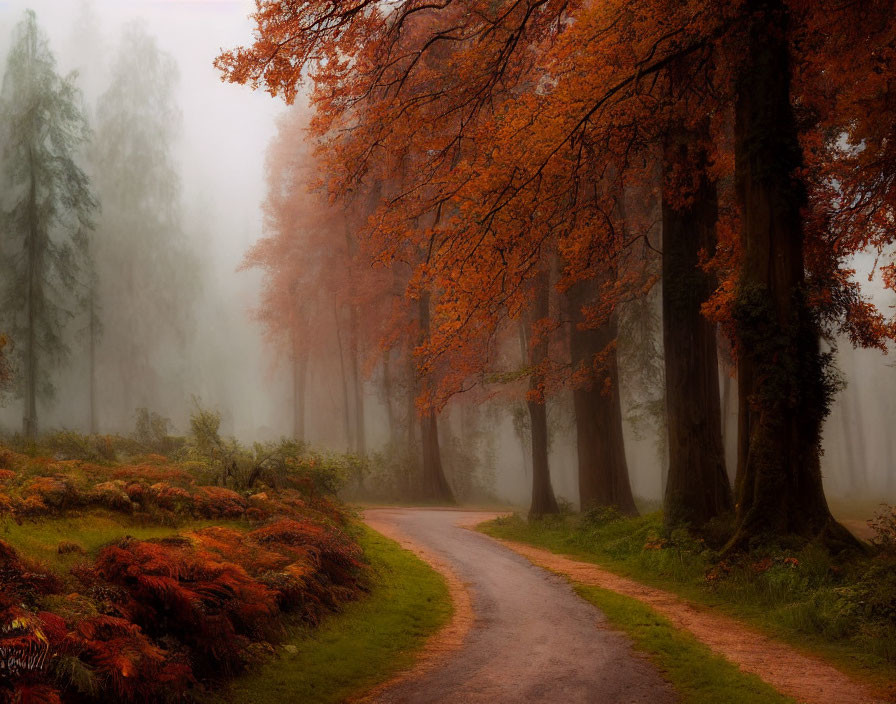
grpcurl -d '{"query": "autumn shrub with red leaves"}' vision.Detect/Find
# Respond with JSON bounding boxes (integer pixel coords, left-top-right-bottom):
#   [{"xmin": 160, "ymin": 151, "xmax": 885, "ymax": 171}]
[
  {"xmin": 0, "ymin": 437, "xmax": 366, "ymax": 702},
  {"xmin": 89, "ymin": 537, "xmax": 280, "ymax": 674}
]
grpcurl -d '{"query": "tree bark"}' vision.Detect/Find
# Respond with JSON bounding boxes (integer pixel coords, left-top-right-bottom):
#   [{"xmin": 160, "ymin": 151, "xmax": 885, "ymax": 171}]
[
  {"xmin": 661, "ymin": 120, "xmax": 732, "ymax": 528},
  {"xmin": 418, "ymin": 290, "xmax": 454, "ymax": 502},
  {"xmin": 568, "ymin": 279, "xmax": 637, "ymax": 515},
  {"xmin": 729, "ymin": 0, "xmax": 853, "ymax": 550},
  {"xmin": 527, "ymin": 269, "xmax": 560, "ymax": 517}
]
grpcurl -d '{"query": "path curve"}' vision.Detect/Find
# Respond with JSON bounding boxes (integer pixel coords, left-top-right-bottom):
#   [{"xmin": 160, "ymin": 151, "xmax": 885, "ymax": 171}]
[
  {"xmin": 494, "ymin": 536, "xmax": 894, "ymax": 704},
  {"xmin": 361, "ymin": 508, "xmax": 675, "ymax": 704}
]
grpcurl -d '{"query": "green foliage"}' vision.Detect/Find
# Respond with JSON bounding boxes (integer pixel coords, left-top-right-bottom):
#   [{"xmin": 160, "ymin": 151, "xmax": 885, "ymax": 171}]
[
  {"xmin": 182, "ymin": 400, "xmax": 350, "ymax": 495},
  {"xmin": 43, "ymin": 430, "xmax": 118, "ymax": 463},
  {"xmin": 133, "ymin": 407, "xmax": 182, "ymax": 456},
  {"xmin": 480, "ymin": 512, "xmax": 896, "ymax": 680},
  {"xmin": 51, "ymin": 654, "xmax": 98, "ymax": 697},
  {"xmin": 582, "ymin": 504, "xmax": 625, "ymax": 528},
  {"xmin": 0, "ymin": 9, "xmax": 98, "ymax": 421},
  {"xmin": 356, "ymin": 441, "xmax": 421, "ymax": 501}
]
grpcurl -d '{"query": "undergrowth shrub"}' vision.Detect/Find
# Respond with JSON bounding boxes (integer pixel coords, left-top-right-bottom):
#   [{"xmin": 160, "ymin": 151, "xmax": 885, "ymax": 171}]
[
  {"xmin": 90, "ymin": 537, "xmax": 280, "ymax": 675},
  {"xmin": 0, "ymin": 433, "xmax": 367, "ymax": 702}
]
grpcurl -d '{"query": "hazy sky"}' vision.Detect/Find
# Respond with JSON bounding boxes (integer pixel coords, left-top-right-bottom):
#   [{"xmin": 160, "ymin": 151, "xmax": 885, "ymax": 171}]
[
  {"xmin": 0, "ymin": 0, "xmax": 293, "ymax": 437},
  {"xmin": 1, "ymin": 0, "xmax": 285, "ymax": 278}
]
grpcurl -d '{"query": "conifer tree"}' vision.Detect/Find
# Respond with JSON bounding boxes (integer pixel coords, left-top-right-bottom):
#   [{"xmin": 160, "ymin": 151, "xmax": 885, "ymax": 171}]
[{"xmin": 0, "ymin": 10, "xmax": 96, "ymax": 438}]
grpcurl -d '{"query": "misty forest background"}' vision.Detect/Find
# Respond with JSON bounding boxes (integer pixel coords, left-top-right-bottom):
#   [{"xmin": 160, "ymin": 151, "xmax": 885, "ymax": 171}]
[{"xmin": 0, "ymin": 0, "xmax": 894, "ymax": 513}]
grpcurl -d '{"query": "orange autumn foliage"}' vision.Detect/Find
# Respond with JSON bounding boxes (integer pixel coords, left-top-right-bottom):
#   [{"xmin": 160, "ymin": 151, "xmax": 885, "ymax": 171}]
[{"xmin": 220, "ymin": 0, "xmax": 896, "ymax": 411}]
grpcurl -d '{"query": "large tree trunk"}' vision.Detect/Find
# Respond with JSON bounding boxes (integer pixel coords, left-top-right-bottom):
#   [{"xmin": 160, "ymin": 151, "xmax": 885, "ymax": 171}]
[
  {"xmin": 661, "ymin": 120, "xmax": 732, "ymax": 528},
  {"xmin": 418, "ymin": 290, "xmax": 454, "ymax": 502},
  {"xmin": 526, "ymin": 270, "xmax": 560, "ymax": 517},
  {"xmin": 568, "ymin": 278, "xmax": 637, "ymax": 515},
  {"xmin": 729, "ymin": 0, "xmax": 853, "ymax": 550}
]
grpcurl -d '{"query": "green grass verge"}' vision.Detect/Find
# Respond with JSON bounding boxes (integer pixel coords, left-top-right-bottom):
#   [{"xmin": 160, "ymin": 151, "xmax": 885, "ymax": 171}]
[
  {"xmin": 479, "ymin": 513, "xmax": 896, "ymax": 689},
  {"xmin": 0, "ymin": 510, "xmax": 239, "ymax": 572},
  {"xmin": 574, "ymin": 583, "xmax": 793, "ymax": 704},
  {"xmin": 212, "ymin": 524, "xmax": 451, "ymax": 704}
]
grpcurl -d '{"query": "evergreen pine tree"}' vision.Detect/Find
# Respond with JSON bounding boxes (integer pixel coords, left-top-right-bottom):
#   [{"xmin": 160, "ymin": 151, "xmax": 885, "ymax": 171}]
[{"xmin": 0, "ymin": 10, "xmax": 97, "ymax": 437}]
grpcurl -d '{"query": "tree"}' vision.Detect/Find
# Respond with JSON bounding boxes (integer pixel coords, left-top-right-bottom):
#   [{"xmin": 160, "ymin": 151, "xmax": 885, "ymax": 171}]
[
  {"xmin": 243, "ymin": 106, "xmax": 386, "ymax": 454},
  {"xmin": 417, "ymin": 289, "xmax": 456, "ymax": 502},
  {"xmin": 524, "ymin": 268, "xmax": 559, "ymax": 517},
  {"xmin": 661, "ymin": 93, "xmax": 732, "ymax": 528},
  {"xmin": 91, "ymin": 22, "xmax": 196, "ymax": 428},
  {"xmin": 722, "ymin": 0, "xmax": 874, "ymax": 550},
  {"xmin": 219, "ymin": 0, "xmax": 896, "ymax": 543},
  {"xmin": 0, "ymin": 10, "xmax": 97, "ymax": 438}
]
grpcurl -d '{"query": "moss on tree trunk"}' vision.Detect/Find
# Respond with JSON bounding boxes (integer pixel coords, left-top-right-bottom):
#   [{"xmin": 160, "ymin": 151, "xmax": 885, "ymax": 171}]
[
  {"xmin": 568, "ymin": 278, "xmax": 637, "ymax": 515},
  {"xmin": 728, "ymin": 0, "xmax": 855, "ymax": 551},
  {"xmin": 661, "ymin": 118, "xmax": 732, "ymax": 528}
]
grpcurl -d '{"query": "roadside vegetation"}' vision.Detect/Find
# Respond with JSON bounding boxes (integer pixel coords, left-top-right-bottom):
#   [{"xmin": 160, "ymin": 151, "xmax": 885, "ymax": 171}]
[
  {"xmin": 215, "ymin": 526, "xmax": 451, "ymax": 704},
  {"xmin": 480, "ymin": 509, "xmax": 896, "ymax": 686},
  {"xmin": 573, "ymin": 584, "xmax": 793, "ymax": 704},
  {"xmin": 0, "ymin": 406, "xmax": 409, "ymax": 703}
]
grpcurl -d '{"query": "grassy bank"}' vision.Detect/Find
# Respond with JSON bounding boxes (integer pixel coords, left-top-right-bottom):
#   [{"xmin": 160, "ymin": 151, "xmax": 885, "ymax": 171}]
[
  {"xmin": 0, "ymin": 509, "xmax": 241, "ymax": 571},
  {"xmin": 214, "ymin": 524, "xmax": 451, "ymax": 704},
  {"xmin": 479, "ymin": 512, "xmax": 896, "ymax": 688},
  {"xmin": 574, "ymin": 584, "xmax": 793, "ymax": 704},
  {"xmin": 0, "ymin": 442, "xmax": 370, "ymax": 702}
]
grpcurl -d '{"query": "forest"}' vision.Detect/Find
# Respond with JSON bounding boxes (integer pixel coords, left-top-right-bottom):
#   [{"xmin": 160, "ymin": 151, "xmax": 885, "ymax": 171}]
[{"xmin": 0, "ymin": 0, "xmax": 895, "ymax": 702}]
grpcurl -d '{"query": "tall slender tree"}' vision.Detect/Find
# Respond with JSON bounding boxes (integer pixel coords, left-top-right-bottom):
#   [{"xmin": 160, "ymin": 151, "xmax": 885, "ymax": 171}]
[
  {"xmin": 525, "ymin": 268, "xmax": 559, "ymax": 517},
  {"xmin": 0, "ymin": 10, "xmax": 97, "ymax": 438},
  {"xmin": 661, "ymin": 113, "xmax": 732, "ymax": 528},
  {"xmin": 726, "ymin": 0, "xmax": 849, "ymax": 549},
  {"xmin": 91, "ymin": 22, "xmax": 195, "ymax": 427}
]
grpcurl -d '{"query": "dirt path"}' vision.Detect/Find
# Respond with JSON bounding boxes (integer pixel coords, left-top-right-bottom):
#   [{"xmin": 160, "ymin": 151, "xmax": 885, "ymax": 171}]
[
  {"xmin": 493, "ymin": 536, "xmax": 893, "ymax": 704},
  {"xmin": 361, "ymin": 508, "xmax": 675, "ymax": 703}
]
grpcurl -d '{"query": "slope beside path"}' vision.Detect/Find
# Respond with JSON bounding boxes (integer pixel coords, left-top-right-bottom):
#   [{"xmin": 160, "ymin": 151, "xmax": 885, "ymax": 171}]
[{"xmin": 491, "ymin": 534, "xmax": 893, "ymax": 704}]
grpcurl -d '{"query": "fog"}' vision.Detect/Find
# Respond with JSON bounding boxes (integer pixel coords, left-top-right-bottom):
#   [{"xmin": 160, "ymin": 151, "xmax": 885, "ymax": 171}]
[
  {"xmin": 0, "ymin": 0, "xmax": 284, "ymax": 437},
  {"xmin": 0, "ymin": 0, "xmax": 892, "ymax": 511}
]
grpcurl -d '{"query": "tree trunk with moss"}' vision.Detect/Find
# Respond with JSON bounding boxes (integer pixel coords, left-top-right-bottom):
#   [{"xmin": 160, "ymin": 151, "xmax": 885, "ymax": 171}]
[
  {"xmin": 418, "ymin": 290, "xmax": 454, "ymax": 503},
  {"xmin": 662, "ymin": 119, "xmax": 732, "ymax": 528},
  {"xmin": 526, "ymin": 269, "xmax": 560, "ymax": 517},
  {"xmin": 568, "ymin": 278, "xmax": 637, "ymax": 515},
  {"xmin": 729, "ymin": 0, "xmax": 853, "ymax": 550}
]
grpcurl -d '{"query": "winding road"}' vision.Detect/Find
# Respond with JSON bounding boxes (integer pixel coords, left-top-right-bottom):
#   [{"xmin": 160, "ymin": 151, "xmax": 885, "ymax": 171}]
[{"xmin": 362, "ymin": 508, "xmax": 675, "ymax": 704}]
